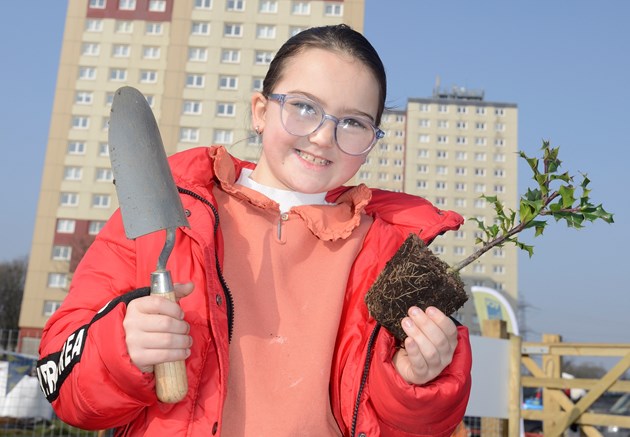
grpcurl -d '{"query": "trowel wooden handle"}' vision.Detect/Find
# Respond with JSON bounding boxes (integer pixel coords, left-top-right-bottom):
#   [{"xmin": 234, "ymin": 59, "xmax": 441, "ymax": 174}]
[{"xmin": 153, "ymin": 290, "xmax": 188, "ymax": 403}]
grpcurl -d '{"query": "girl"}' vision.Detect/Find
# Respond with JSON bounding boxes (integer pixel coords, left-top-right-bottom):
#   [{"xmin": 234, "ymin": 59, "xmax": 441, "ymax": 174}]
[{"xmin": 38, "ymin": 25, "xmax": 472, "ymax": 436}]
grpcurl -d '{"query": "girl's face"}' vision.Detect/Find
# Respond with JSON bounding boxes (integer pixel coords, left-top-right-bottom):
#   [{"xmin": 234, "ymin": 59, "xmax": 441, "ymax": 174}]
[{"xmin": 250, "ymin": 48, "xmax": 381, "ymax": 193}]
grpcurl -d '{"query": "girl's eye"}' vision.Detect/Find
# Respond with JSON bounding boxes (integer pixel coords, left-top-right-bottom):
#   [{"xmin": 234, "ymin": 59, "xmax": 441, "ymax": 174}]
[
  {"xmin": 293, "ymin": 101, "xmax": 317, "ymax": 116},
  {"xmin": 340, "ymin": 118, "xmax": 369, "ymax": 131}
]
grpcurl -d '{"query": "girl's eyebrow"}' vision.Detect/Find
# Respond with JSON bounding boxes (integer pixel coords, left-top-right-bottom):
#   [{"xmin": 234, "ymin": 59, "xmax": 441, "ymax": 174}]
[{"xmin": 286, "ymin": 90, "xmax": 376, "ymax": 123}]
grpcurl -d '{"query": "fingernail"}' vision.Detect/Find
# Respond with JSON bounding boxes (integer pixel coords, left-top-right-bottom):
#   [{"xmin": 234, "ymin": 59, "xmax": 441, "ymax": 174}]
[
  {"xmin": 426, "ymin": 307, "xmax": 438, "ymax": 317},
  {"xmin": 410, "ymin": 307, "xmax": 421, "ymax": 317},
  {"xmin": 403, "ymin": 318, "xmax": 414, "ymax": 329}
]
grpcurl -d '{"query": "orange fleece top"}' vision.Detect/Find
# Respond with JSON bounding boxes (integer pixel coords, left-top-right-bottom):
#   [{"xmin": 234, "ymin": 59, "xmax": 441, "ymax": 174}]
[{"xmin": 213, "ymin": 157, "xmax": 373, "ymax": 436}]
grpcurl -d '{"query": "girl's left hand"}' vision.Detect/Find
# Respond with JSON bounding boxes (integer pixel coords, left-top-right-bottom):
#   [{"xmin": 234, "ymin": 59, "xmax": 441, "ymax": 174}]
[{"xmin": 392, "ymin": 306, "xmax": 458, "ymax": 385}]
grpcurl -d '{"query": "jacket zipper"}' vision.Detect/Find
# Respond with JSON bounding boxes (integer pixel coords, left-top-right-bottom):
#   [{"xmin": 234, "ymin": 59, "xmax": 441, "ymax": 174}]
[
  {"xmin": 350, "ymin": 323, "xmax": 381, "ymax": 437},
  {"xmin": 178, "ymin": 187, "xmax": 235, "ymax": 343}
]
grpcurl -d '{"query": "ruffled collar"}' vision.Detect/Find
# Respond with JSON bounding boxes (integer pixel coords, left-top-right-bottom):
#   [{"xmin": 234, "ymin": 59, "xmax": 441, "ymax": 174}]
[{"xmin": 210, "ymin": 146, "xmax": 371, "ymax": 242}]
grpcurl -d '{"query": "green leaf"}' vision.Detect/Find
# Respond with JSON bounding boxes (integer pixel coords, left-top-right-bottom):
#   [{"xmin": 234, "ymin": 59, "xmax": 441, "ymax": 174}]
[{"xmin": 558, "ymin": 185, "xmax": 576, "ymax": 208}]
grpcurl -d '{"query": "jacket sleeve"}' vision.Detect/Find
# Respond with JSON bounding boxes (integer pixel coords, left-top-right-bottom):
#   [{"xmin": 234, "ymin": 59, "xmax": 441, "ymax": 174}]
[
  {"xmin": 37, "ymin": 211, "xmax": 159, "ymax": 430},
  {"xmin": 367, "ymin": 326, "xmax": 472, "ymax": 436}
]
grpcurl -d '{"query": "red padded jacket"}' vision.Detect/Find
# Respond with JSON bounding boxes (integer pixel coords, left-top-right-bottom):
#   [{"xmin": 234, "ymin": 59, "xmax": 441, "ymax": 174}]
[{"xmin": 38, "ymin": 146, "xmax": 472, "ymax": 436}]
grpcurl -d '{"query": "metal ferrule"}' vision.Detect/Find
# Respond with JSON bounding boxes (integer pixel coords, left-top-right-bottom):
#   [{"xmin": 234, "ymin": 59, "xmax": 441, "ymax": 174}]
[{"xmin": 151, "ymin": 270, "xmax": 174, "ymax": 295}]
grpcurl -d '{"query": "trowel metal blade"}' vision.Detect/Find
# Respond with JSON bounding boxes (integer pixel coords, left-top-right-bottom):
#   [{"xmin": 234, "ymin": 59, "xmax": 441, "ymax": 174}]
[{"xmin": 109, "ymin": 86, "xmax": 189, "ymax": 240}]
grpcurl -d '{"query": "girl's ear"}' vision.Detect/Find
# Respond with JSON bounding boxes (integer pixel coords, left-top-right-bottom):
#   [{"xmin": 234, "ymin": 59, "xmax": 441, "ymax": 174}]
[{"xmin": 251, "ymin": 92, "xmax": 267, "ymax": 133}]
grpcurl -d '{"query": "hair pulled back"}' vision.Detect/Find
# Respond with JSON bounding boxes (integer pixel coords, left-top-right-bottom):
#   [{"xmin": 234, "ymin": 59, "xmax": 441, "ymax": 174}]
[{"xmin": 262, "ymin": 24, "xmax": 387, "ymax": 126}]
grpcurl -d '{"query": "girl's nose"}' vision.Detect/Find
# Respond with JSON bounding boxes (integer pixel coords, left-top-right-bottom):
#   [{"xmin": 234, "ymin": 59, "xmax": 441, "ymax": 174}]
[{"xmin": 307, "ymin": 117, "xmax": 336, "ymax": 149}]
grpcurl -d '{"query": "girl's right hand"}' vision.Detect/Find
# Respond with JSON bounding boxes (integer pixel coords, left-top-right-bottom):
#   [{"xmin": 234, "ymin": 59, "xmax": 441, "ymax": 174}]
[{"xmin": 123, "ymin": 282, "xmax": 194, "ymax": 373}]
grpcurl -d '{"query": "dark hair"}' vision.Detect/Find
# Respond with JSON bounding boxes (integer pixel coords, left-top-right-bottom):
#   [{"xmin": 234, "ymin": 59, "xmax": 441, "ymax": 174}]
[{"xmin": 262, "ymin": 24, "xmax": 387, "ymax": 126}]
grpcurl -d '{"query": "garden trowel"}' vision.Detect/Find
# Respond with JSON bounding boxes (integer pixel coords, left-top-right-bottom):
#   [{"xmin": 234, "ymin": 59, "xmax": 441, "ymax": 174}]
[{"xmin": 109, "ymin": 86, "xmax": 190, "ymax": 403}]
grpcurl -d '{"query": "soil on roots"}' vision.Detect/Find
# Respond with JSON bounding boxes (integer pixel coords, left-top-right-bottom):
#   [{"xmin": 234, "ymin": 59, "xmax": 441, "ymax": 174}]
[{"xmin": 364, "ymin": 233, "xmax": 468, "ymax": 342}]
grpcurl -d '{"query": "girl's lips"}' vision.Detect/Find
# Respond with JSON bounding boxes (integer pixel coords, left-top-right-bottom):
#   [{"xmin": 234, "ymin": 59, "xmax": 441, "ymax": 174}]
[{"xmin": 295, "ymin": 149, "xmax": 332, "ymax": 166}]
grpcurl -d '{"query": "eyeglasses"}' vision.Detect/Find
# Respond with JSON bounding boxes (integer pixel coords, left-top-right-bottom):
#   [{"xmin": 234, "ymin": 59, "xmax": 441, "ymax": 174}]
[{"xmin": 267, "ymin": 93, "xmax": 384, "ymax": 156}]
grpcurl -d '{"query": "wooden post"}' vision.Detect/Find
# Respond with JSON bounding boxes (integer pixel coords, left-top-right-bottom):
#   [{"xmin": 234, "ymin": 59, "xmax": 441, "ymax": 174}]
[
  {"xmin": 481, "ymin": 319, "xmax": 509, "ymax": 437},
  {"xmin": 542, "ymin": 334, "xmax": 562, "ymax": 434},
  {"xmin": 508, "ymin": 334, "xmax": 522, "ymax": 437}
]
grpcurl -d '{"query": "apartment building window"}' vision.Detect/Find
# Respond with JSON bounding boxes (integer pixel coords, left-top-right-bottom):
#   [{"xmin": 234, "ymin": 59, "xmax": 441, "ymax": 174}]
[
  {"xmin": 495, "ymin": 139, "xmax": 505, "ymax": 147},
  {"xmin": 378, "ymin": 172, "xmax": 388, "ymax": 181},
  {"xmin": 143, "ymin": 46, "xmax": 160, "ymax": 59},
  {"xmin": 432, "ymin": 245, "xmax": 445, "ymax": 255},
  {"xmin": 149, "ymin": 0, "xmax": 166, "ymax": 11},
  {"xmin": 494, "ymin": 168, "xmax": 505, "ymax": 178},
  {"xmin": 418, "ymin": 134, "xmax": 430, "ymax": 143},
  {"xmin": 474, "ymin": 168, "xmax": 486, "ymax": 176},
  {"xmin": 186, "ymin": 74, "xmax": 205, "ymax": 88},
  {"xmin": 180, "ymin": 127, "xmax": 199, "ymax": 142},
  {"xmin": 455, "ymin": 198, "xmax": 466, "ymax": 207},
  {"xmin": 217, "ymin": 102, "xmax": 236, "ymax": 117},
  {"xmin": 116, "ymin": 20, "xmax": 133, "ymax": 33},
  {"xmin": 64, "ymin": 166, "xmax": 83, "ymax": 181},
  {"xmin": 140, "ymin": 70, "xmax": 158, "ymax": 83},
  {"xmin": 455, "ymin": 182, "xmax": 466, "ymax": 191},
  {"xmin": 393, "ymin": 159, "xmax": 403, "ymax": 167},
  {"xmin": 456, "ymin": 136, "xmax": 467, "ymax": 144},
  {"xmin": 255, "ymin": 50, "xmax": 274, "ymax": 65},
  {"xmin": 494, "ymin": 153, "xmax": 506, "ymax": 162},
  {"xmin": 224, "ymin": 23, "xmax": 243, "ymax": 37},
  {"xmin": 146, "ymin": 22, "xmax": 164, "ymax": 35},
  {"xmin": 110, "ymin": 68, "xmax": 127, "ymax": 81},
  {"xmin": 454, "ymin": 246, "xmax": 465, "ymax": 256},
  {"xmin": 60, "ymin": 192, "xmax": 79, "ymax": 207},
  {"xmin": 81, "ymin": 43, "xmax": 100, "ymax": 56},
  {"xmin": 434, "ymin": 197, "xmax": 446, "ymax": 206},
  {"xmin": 56, "ymin": 219, "xmax": 76, "ymax": 234},
  {"xmin": 474, "ymin": 152, "xmax": 486, "ymax": 161},
  {"xmin": 260, "ymin": 0, "xmax": 277, "ymax": 12},
  {"xmin": 183, "ymin": 100, "xmax": 202, "ymax": 115},
  {"xmin": 493, "ymin": 248, "xmax": 505, "ymax": 257},
  {"xmin": 474, "ymin": 198, "xmax": 486, "ymax": 208},
  {"xmin": 493, "ymin": 265, "xmax": 505, "ymax": 274},
  {"xmin": 419, "ymin": 103, "xmax": 429, "ymax": 112},
  {"xmin": 290, "ymin": 26, "xmax": 305, "ymax": 37},
  {"xmin": 52, "ymin": 245, "xmax": 72, "ymax": 261},
  {"xmin": 394, "ymin": 144, "xmax": 404, "ymax": 152},
  {"xmin": 455, "ymin": 167, "xmax": 466, "ymax": 176},
  {"xmin": 456, "ymin": 121, "xmax": 467, "ymax": 130},
  {"xmin": 416, "ymin": 180, "xmax": 427, "ymax": 189},
  {"xmin": 494, "ymin": 184, "xmax": 505, "ymax": 193},
  {"xmin": 99, "ymin": 143, "xmax": 110, "ymax": 156},
  {"xmin": 192, "ymin": 21, "xmax": 210, "ymax": 35},
  {"xmin": 79, "ymin": 67, "xmax": 96, "ymax": 80},
  {"xmin": 226, "ymin": 0, "xmax": 245, "ymax": 11},
  {"xmin": 112, "ymin": 44, "xmax": 130, "ymax": 58},
  {"xmin": 252, "ymin": 77, "xmax": 263, "ymax": 91},
  {"xmin": 476, "ymin": 107, "xmax": 486, "ymax": 115},
  {"xmin": 473, "ymin": 264, "xmax": 485, "ymax": 273},
  {"xmin": 95, "ymin": 168, "xmax": 113, "ymax": 182},
  {"xmin": 437, "ymin": 120, "xmax": 448, "ymax": 129},
  {"xmin": 457, "ymin": 106, "xmax": 467, "ymax": 114},
  {"xmin": 475, "ymin": 137, "xmax": 487, "ymax": 146},
  {"xmin": 438, "ymin": 104, "xmax": 448, "ymax": 113},
  {"xmin": 474, "ymin": 183, "xmax": 486, "ymax": 193},
  {"xmin": 475, "ymin": 122, "xmax": 486, "ymax": 130},
  {"xmin": 72, "ymin": 116, "xmax": 89, "ymax": 129},
  {"xmin": 325, "ymin": 3, "xmax": 343, "ymax": 16},
  {"xmin": 436, "ymin": 165, "xmax": 447, "ymax": 175},
  {"xmin": 89, "ymin": 0, "xmax": 106, "ymax": 8},
  {"xmin": 195, "ymin": 0, "xmax": 212, "ymax": 8},
  {"xmin": 378, "ymin": 158, "xmax": 389, "ymax": 166},
  {"xmin": 47, "ymin": 273, "xmax": 68, "ymax": 289},
  {"xmin": 221, "ymin": 48, "xmax": 240, "ymax": 63},
  {"xmin": 292, "ymin": 2, "xmax": 311, "ymax": 14},
  {"xmin": 214, "ymin": 129, "xmax": 234, "ymax": 144},
  {"xmin": 417, "ymin": 149, "xmax": 429, "ymax": 158},
  {"xmin": 495, "ymin": 108, "xmax": 505, "ymax": 116},
  {"xmin": 189, "ymin": 47, "xmax": 208, "ymax": 61},
  {"xmin": 436, "ymin": 150, "xmax": 448, "ymax": 159},
  {"xmin": 92, "ymin": 194, "xmax": 112, "ymax": 208},
  {"xmin": 119, "ymin": 0, "xmax": 136, "ymax": 10},
  {"xmin": 495, "ymin": 123, "xmax": 505, "ymax": 132},
  {"xmin": 257, "ymin": 24, "xmax": 276, "ymax": 39},
  {"xmin": 393, "ymin": 174, "xmax": 402, "ymax": 181},
  {"xmin": 216, "ymin": 75, "xmax": 237, "ymax": 90},
  {"xmin": 454, "ymin": 230, "xmax": 465, "ymax": 239},
  {"xmin": 85, "ymin": 19, "xmax": 103, "ymax": 32},
  {"xmin": 89, "ymin": 221, "xmax": 106, "ymax": 235},
  {"xmin": 44, "ymin": 301, "xmax": 63, "ymax": 317},
  {"xmin": 455, "ymin": 151, "xmax": 467, "ymax": 160},
  {"xmin": 437, "ymin": 135, "xmax": 448, "ymax": 144},
  {"xmin": 68, "ymin": 141, "xmax": 86, "ymax": 155},
  {"xmin": 418, "ymin": 119, "xmax": 430, "ymax": 127},
  {"xmin": 417, "ymin": 164, "xmax": 428, "ymax": 174},
  {"xmin": 435, "ymin": 181, "xmax": 447, "ymax": 190},
  {"xmin": 75, "ymin": 91, "xmax": 93, "ymax": 105}
]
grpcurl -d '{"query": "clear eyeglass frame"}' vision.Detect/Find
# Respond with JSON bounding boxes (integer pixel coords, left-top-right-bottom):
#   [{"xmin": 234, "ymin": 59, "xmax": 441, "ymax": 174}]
[{"xmin": 267, "ymin": 93, "xmax": 384, "ymax": 156}]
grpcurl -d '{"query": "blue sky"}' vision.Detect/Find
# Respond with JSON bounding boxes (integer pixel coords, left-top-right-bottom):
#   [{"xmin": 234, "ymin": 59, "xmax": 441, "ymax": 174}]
[{"xmin": 1, "ymin": 2, "xmax": 628, "ymax": 353}]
